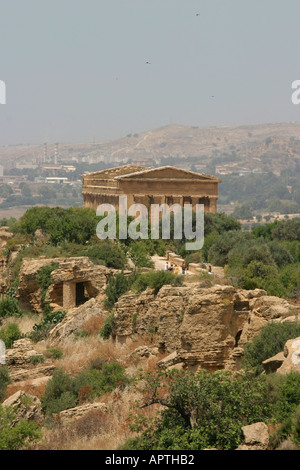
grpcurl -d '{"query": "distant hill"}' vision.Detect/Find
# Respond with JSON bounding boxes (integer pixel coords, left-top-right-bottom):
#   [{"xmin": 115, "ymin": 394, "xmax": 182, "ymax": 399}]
[{"xmin": 0, "ymin": 122, "xmax": 299, "ymax": 175}]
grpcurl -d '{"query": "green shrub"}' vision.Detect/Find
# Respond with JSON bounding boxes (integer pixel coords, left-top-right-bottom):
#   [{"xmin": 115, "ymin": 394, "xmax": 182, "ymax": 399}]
[
  {"xmin": 274, "ymin": 373, "xmax": 300, "ymax": 422},
  {"xmin": 41, "ymin": 368, "xmax": 77, "ymax": 415},
  {"xmin": 73, "ymin": 362, "xmax": 128, "ymax": 400},
  {"xmin": 29, "ymin": 355, "xmax": 45, "ymax": 365},
  {"xmin": 0, "ymin": 296, "xmax": 21, "ymax": 319},
  {"xmin": 129, "ymin": 241, "xmax": 154, "ymax": 268},
  {"xmin": 100, "ymin": 314, "xmax": 115, "ymax": 339},
  {"xmin": 291, "ymin": 405, "xmax": 300, "ymax": 447},
  {"xmin": 104, "ymin": 271, "xmax": 129, "ymax": 310},
  {"xmin": 242, "ymin": 322, "xmax": 300, "ymax": 375},
  {"xmin": 12, "ymin": 206, "xmax": 99, "ymax": 246},
  {"xmin": 36, "ymin": 262, "xmax": 59, "ymax": 303},
  {"xmin": 0, "ymin": 323, "xmax": 21, "ymax": 348},
  {"xmin": 29, "ymin": 304, "xmax": 66, "ymax": 343},
  {"xmin": 0, "ymin": 404, "xmax": 41, "ymax": 450},
  {"xmin": 131, "ymin": 270, "xmax": 183, "ymax": 295},
  {"xmin": 44, "ymin": 348, "xmax": 63, "ymax": 360},
  {"xmin": 0, "ymin": 366, "xmax": 11, "ymax": 401},
  {"xmin": 41, "ymin": 362, "xmax": 128, "ymax": 415},
  {"xmin": 86, "ymin": 242, "xmax": 127, "ymax": 269},
  {"xmin": 73, "ymin": 330, "xmax": 89, "ymax": 341}
]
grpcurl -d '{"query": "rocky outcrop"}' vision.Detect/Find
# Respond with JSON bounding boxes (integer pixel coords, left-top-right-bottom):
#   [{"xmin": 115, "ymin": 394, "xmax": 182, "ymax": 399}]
[
  {"xmin": 5, "ymin": 338, "xmax": 55, "ymax": 384},
  {"xmin": 55, "ymin": 402, "xmax": 107, "ymax": 425},
  {"xmin": 112, "ymin": 284, "xmax": 299, "ymax": 371},
  {"xmin": 262, "ymin": 336, "xmax": 300, "ymax": 375},
  {"xmin": 6, "ymin": 338, "xmax": 44, "ymax": 367},
  {"xmin": 18, "ymin": 256, "xmax": 121, "ymax": 312},
  {"xmin": 2, "ymin": 390, "xmax": 43, "ymax": 424},
  {"xmin": 275, "ymin": 337, "xmax": 300, "ymax": 374},
  {"xmin": 48, "ymin": 298, "xmax": 106, "ymax": 346},
  {"xmin": 236, "ymin": 422, "xmax": 269, "ymax": 450},
  {"xmin": 262, "ymin": 352, "xmax": 285, "ymax": 374}
]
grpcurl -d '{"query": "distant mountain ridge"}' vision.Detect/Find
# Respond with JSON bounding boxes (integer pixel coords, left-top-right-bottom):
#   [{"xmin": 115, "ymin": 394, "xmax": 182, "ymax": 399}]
[{"xmin": 0, "ymin": 122, "xmax": 299, "ymax": 174}]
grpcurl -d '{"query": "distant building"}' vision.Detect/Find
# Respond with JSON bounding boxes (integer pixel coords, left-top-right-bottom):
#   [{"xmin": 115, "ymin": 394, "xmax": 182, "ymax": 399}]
[
  {"xmin": 82, "ymin": 164, "xmax": 221, "ymax": 213},
  {"xmin": 45, "ymin": 177, "xmax": 69, "ymax": 184}
]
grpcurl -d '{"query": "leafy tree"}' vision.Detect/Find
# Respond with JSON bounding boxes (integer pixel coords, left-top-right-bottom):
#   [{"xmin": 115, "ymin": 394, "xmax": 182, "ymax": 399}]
[
  {"xmin": 238, "ymin": 260, "xmax": 283, "ymax": 296},
  {"xmin": 129, "ymin": 241, "xmax": 154, "ymax": 268},
  {"xmin": 0, "ymin": 184, "xmax": 13, "ymax": 198},
  {"xmin": 207, "ymin": 230, "xmax": 251, "ymax": 266},
  {"xmin": 124, "ymin": 369, "xmax": 271, "ymax": 450},
  {"xmin": 21, "ymin": 184, "xmax": 32, "ymax": 197},
  {"xmin": 232, "ymin": 203, "xmax": 253, "ymax": 220},
  {"xmin": 86, "ymin": 242, "xmax": 127, "ymax": 269}
]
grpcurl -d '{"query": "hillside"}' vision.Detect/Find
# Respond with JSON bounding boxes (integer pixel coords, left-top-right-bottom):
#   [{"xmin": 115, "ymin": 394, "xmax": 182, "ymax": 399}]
[{"xmin": 1, "ymin": 122, "xmax": 299, "ymax": 175}]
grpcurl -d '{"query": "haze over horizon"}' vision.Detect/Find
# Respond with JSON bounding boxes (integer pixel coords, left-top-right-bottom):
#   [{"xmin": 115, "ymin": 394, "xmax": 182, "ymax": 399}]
[{"xmin": 0, "ymin": 0, "xmax": 299, "ymax": 146}]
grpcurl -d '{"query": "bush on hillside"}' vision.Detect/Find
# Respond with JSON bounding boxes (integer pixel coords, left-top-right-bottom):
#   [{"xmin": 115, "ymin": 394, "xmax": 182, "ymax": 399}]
[{"xmin": 242, "ymin": 322, "xmax": 300, "ymax": 375}]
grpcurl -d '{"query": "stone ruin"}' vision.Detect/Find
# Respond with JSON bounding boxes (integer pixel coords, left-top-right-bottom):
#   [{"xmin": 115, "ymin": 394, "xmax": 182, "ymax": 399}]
[{"xmin": 17, "ymin": 256, "xmax": 126, "ymax": 312}]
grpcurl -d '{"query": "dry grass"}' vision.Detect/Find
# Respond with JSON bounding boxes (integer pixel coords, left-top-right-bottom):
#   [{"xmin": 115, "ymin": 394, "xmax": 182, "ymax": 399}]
[
  {"xmin": 34, "ymin": 386, "xmax": 160, "ymax": 450},
  {"xmin": 277, "ymin": 438, "xmax": 299, "ymax": 450},
  {"xmin": 49, "ymin": 335, "xmax": 153, "ymax": 375},
  {"xmin": 1, "ymin": 314, "xmax": 42, "ymax": 335},
  {"xmin": 81, "ymin": 316, "xmax": 105, "ymax": 335},
  {"xmin": 6, "ymin": 380, "xmax": 48, "ymax": 400}
]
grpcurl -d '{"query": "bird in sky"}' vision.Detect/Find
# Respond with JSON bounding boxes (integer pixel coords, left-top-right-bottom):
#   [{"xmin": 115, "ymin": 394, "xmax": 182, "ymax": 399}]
[{"xmin": 146, "ymin": 61, "xmax": 151, "ymax": 64}]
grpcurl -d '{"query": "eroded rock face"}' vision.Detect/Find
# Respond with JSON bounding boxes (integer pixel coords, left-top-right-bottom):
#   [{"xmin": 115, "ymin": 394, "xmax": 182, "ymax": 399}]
[
  {"xmin": 6, "ymin": 338, "xmax": 55, "ymax": 383},
  {"xmin": 276, "ymin": 337, "xmax": 300, "ymax": 374},
  {"xmin": 48, "ymin": 298, "xmax": 106, "ymax": 346},
  {"xmin": 6, "ymin": 338, "xmax": 44, "ymax": 367},
  {"xmin": 2, "ymin": 390, "xmax": 43, "ymax": 424},
  {"xmin": 18, "ymin": 257, "xmax": 120, "ymax": 312},
  {"xmin": 112, "ymin": 284, "xmax": 299, "ymax": 371},
  {"xmin": 55, "ymin": 402, "xmax": 108, "ymax": 426}
]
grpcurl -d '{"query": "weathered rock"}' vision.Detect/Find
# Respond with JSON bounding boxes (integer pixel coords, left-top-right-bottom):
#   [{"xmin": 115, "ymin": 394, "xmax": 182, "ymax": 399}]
[
  {"xmin": 236, "ymin": 422, "xmax": 269, "ymax": 450},
  {"xmin": 9, "ymin": 364, "xmax": 55, "ymax": 383},
  {"xmin": 47, "ymin": 298, "xmax": 106, "ymax": 346},
  {"xmin": 276, "ymin": 337, "xmax": 300, "ymax": 374},
  {"xmin": 262, "ymin": 352, "xmax": 285, "ymax": 374},
  {"xmin": 18, "ymin": 256, "xmax": 121, "ymax": 312},
  {"xmin": 128, "ymin": 345, "xmax": 159, "ymax": 360},
  {"xmin": 113, "ymin": 284, "xmax": 299, "ymax": 371},
  {"xmin": 55, "ymin": 402, "xmax": 107, "ymax": 425},
  {"xmin": 6, "ymin": 338, "xmax": 44, "ymax": 367},
  {"xmin": 2, "ymin": 390, "xmax": 43, "ymax": 424},
  {"xmin": 157, "ymin": 351, "xmax": 182, "ymax": 369}
]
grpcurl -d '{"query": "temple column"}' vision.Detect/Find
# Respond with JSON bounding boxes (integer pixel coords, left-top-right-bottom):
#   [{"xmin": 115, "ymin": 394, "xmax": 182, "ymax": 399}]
[{"xmin": 63, "ymin": 281, "xmax": 76, "ymax": 309}]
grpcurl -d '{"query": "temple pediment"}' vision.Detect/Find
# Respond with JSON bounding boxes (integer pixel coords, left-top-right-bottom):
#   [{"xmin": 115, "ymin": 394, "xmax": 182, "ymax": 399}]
[{"xmin": 115, "ymin": 166, "xmax": 221, "ymax": 182}]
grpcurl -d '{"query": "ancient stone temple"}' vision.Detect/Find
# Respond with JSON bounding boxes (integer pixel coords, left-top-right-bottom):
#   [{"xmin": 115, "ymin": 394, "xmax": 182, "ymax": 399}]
[{"xmin": 82, "ymin": 164, "xmax": 221, "ymax": 213}]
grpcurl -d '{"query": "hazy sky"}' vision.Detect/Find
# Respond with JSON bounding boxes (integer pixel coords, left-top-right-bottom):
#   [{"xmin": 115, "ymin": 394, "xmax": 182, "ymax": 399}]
[{"xmin": 0, "ymin": 0, "xmax": 299, "ymax": 145}]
